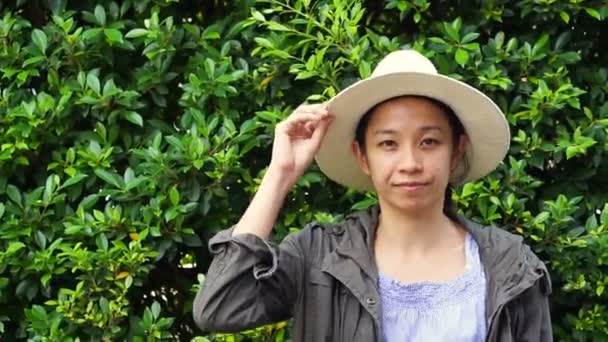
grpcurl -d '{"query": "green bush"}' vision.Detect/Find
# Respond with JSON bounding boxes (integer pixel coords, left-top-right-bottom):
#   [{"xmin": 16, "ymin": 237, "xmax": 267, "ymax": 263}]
[{"xmin": 0, "ymin": 0, "xmax": 607, "ymax": 340}]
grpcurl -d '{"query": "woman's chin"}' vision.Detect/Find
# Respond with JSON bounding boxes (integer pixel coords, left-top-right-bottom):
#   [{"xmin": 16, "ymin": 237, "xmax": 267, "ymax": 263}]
[{"xmin": 380, "ymin": 195, "xmax": 435, "ymax": 214}]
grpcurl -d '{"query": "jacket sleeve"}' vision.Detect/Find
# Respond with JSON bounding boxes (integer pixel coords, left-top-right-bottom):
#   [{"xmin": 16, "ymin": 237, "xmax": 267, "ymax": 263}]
[
  {"xmin": 514, "ymin": 269, "xmax": 553, "ymax": 341},
  {"xmin": 192, "ymin": 226, "xmax": 306, "ymax": 333}
]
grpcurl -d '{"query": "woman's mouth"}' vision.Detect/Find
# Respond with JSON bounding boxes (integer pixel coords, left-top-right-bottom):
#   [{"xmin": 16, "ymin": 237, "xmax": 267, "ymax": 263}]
[{"xmin": 392, "ymin": 181, "xmax": 429, "ymax": 192}]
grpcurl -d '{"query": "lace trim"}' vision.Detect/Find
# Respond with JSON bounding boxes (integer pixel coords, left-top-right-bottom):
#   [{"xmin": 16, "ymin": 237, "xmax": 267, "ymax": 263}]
[{"xmin": 378, "ymin": 233, "xmax": 486, "ymax": 310}]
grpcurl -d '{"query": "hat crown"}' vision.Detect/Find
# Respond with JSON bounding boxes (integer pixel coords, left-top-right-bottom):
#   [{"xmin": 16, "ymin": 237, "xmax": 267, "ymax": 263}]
[{"xmin": 371, "ymin": 50, "xmax": 438, "ymax": 77}]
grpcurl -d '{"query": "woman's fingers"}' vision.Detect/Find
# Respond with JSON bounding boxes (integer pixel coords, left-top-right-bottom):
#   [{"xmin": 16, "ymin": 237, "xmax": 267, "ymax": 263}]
[
  {"xmin": 308, "ymin": 115, "xmax": 334, "ymax": 149},
  {"xmin": 296, "ymin": 103, "xmax": 328, "ymax": 115},
  {"xmin": 276, "ymin": 112, "xmax": 319, "ymax": 135},
  {"xmin": 278, "ymin": 107, "xmax": 327, "ymax": 133},
  {"xmin": 275, "ymin": 103, "xmax": 332, "ymax": 141}
]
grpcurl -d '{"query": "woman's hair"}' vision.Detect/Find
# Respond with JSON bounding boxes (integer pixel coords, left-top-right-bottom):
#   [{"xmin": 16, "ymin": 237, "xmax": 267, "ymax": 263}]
[{"xmin": 354, "ymin": 95, "xmax": 466, "ymax": 222}]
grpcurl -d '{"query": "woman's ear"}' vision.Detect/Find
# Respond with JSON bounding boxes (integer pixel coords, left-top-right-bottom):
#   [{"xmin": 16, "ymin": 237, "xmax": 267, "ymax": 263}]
[
  {"xmin": 351, "ymin": 141, "xmax": 371, "ymax": 175},
  {"xmin": 450, "ymin": 134, "xmax": 469, "ymax": 172}
]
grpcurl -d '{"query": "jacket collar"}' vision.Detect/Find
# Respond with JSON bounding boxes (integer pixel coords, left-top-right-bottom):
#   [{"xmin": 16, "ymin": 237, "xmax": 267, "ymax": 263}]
[
  {"xmin": 462, "ymin": 215, "xmax": 552, "ymax": 322},
  {"xmin": 320, "ymin": 207, "xmax": 382, "ymax": 322}
]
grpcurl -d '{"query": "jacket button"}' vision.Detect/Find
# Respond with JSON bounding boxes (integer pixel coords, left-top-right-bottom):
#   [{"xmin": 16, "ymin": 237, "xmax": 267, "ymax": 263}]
[{"xmin": 366, "ymin": 298, "xmax": 376, "ymax": 305}]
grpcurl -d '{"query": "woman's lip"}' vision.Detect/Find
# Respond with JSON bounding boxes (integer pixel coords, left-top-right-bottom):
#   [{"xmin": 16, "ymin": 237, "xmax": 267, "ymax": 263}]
[
  {"xmin": 393, "ymin": 182, "xmax": 428, "ymax": 186},
  {"xmin": 393, "ymin": 182, "xmax": 429, "ymax": 190}
]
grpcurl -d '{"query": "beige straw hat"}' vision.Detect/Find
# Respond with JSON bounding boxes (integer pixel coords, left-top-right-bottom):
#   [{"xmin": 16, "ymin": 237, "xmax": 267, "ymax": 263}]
[{"xmin": 315, "ymin": 50, "xmax": 511, "ymax": 191}]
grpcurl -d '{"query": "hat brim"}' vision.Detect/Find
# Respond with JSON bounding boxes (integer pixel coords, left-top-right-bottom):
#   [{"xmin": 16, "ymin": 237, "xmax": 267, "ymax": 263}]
[{"xmin": 315, "ymin": 71, "xmax": 511, "ymax": 192}]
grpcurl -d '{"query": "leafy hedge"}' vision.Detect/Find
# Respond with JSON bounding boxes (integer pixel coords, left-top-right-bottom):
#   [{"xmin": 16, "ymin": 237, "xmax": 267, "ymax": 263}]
[{"xmin": 0, "ymin": 0, "xmax": 607, "ymax": 340}]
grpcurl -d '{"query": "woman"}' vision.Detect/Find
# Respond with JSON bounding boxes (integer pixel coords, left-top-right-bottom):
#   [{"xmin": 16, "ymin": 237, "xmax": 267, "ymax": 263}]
[{"xmin": 193, "ymin": 50, "xmax": 552, "ymax": 341}]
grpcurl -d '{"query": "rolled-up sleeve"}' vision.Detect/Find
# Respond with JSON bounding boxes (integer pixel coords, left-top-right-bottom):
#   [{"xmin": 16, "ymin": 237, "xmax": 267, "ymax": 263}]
[{"xmin": 193, "ymin": 226, "xmax": 305, "ymax": 333}]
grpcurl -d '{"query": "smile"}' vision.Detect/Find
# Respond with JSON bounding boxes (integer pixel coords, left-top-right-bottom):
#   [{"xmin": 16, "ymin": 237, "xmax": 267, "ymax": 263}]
[{"xmin": 392, "ymin": 182, "xmax": 429, "ymax": 191}]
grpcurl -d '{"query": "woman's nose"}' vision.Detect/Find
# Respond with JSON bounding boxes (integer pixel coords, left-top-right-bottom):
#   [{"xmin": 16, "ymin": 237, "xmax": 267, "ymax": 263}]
[{"xmin": 397, "ymin": 148, "xmax": 422, "ymax": 173}]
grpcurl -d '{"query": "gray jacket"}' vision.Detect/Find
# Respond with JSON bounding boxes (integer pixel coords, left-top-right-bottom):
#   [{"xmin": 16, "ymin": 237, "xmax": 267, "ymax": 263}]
[{"xmin": 193, "ymin": 206, "xmax": 553, "ymax": 341}]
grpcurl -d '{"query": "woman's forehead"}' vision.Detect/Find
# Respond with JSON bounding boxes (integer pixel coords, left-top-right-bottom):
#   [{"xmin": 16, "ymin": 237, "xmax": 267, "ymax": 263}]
[{"xmin": 367, "ymin": 97, "xmax": 450, "ymax": 129}]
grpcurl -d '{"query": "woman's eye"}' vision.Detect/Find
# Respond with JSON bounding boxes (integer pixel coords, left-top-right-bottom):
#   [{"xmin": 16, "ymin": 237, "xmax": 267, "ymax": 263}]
[
  {"xmin": 379, "ymin": 140, "xmax": 397, "ymax": 148},
  {"xmin": 421, "ymin": 138, "xmax": 439, "ymax": 146}
]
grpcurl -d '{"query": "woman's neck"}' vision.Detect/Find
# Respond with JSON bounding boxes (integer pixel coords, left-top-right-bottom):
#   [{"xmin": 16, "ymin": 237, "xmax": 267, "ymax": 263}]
[{"xmin": 374, "ymin": 201, "xmax": 464, "ymax": 254}]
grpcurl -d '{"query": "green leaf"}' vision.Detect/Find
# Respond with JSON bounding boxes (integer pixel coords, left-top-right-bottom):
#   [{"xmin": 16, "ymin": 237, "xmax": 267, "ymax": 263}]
[
  {"xmin": 461, "ymin": 183, "xmax": 476, "ymax": 198},
  {"xmin": 99, "ymin": 297, "xmax": 110, "ymax": 313},
  {"xmin": 429, "ymin": 37, "xmax": 447, "ymax": 44},
  {"xmin": 23, "ymin": 56, "xmax": 45, "ymax": 68},
  {"xmin": 124, "ymin": 111, "xmax": 143, "ymax": 127},
  {"xmin": 169, "ymin": 186, "xmax": 180, "ymax": 206},
  {"xmin": 151, "ymin": 301, "xmax": 161, "ymax": 319},
  {"xmin": 64, "ymin": 223, "xmax": 82, "ymax": 235},
  {"xmin": 27, "ymin": 305, "xmax": 47, "ymax": 322},
  {"xmin": 251, "ymin": 10, "xmax": 266, "ymax": 22},
  {"xmin": 143, "ymin": 308, "xmax": 153, "ymax": 326},
  {"xmin": 533, "ymin": 34, "xmax": 549, "ymax": 55},
  {"xmin": 126, "ymin": 179, "xmax": 144, "ymax": 191},
  {"xmin": 96, "ymin": 233, "xmax": 108, "ymax": 250},
  {"xmin": 63, "ymin": 174, "xmax": 88, "ymax": 188},
  {"xmin": 451, "ymin": 17, "xmax": 462, "ymax": 31},
  {"xmin": 34, "ymin": 230, "xmax": 47, "ymax": 249},
  {"xmin": 89, "ymin": 140, "xmax": 101, "ymax": 156},
  {"xmin": 87, "ymin": 73, "xmax": 101, "ymax": 94},
  {"xmin": 43, "ymin": 175, "xmax": 57, "ymax": 203},
  {"xmin": 82, "ymin": 28, "xmax": 103, "ymax": 41},
  {"xmin": 560, "ymin": 11, "xmax": 570, "ymax": 23},
  {"xmin": 254, "ymin": 37, "xmax": 274, "ymax": 49},
  {"xmin": 267, "ymin": 21, "xmax": 291, "ymax": 31},
  {"xmin": 204, "ymin": 58, "xmax": 215, "ymax": 78},
  {"xmin": 585, "ymin": 8, "xmax": 601, "ymax": 20},
  {"xmin": 102, "ymin": 79, "xmax": 119, "ymax": 97},
  {"xmin": 358, "ymin": 60, "xmax": 371, "ymax": 78},
  {"xmin": 7, "ymin": 241, "xmax": 26, "ymax": 254},
  {"xmin": 124, "ymin": 168, "xmax": 135, "ymax": 184},
  {"xmin": 94, "ymin": 5, "xmax": 106, "ymax": 26},
  {"xmin": 295, "ymin": 71, "xmax": 317, "ymax": 80},
  {"xmin": 31, "ymin": 29, "xmax": 48, "ymax": 53},
  {"xmin": 104, "ymin": 28, "xmax": 124, "ymax": 44},
  {"xmin": 231, "ymin": 70, "xmax": 246, "ymax": 80},
  {"xmin": 6, "ymin": 185, "xmax": 21, "ymax": 205},
  {"xmin": 202, "ymin": 29, "xmax": 220, "ymax": 40},
  {"xmin": 125, "ymin": 28, "xmax": 148, "ymax": 38},
  {"xmin": 560, "ymin": 52, "xmax": 580, "ymax": 63},
  {"xmin": 79, "ymin": 194, "xmax": 99, "ymax": 209},
  {"xmin": 585, "ymin": 215, "xmax": 598, "ymax": 231},
  {"xmin": 268, "ymin": 50, "xmax": 291, "ymax": 59},
  {"xmin": 94, "ymin": 168, "xmax": 123, "ymax": 188},
  {"xmin": 93, "ymin": 209, "xmax": 105, "ymax": 222},
  {"xmin": 455, "ymin": 48, "xmax": 469, "ymax": 66},
  {"xmin": 444, "ymin": 19, "xmax": 460, "ymax": 41},
  {"xmin": 461, "ymin": 32, "xmax": 479, "ymax": 44},
  {"xmin": 164, "ymin": 208, "xmax": 179, "ymax": 222}
]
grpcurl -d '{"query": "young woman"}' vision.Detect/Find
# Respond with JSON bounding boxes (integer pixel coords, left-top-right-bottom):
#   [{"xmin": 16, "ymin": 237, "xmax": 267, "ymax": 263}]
[{"xmin": 193, "ymin": 50, "xmax": 552, "ymax": 341}]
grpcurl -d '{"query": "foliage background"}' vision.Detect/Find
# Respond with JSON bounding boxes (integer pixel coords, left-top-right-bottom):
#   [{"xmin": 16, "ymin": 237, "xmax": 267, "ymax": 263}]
[{"xmin": 0, "ymin": 0, "xmax": 607, "ymax": 340}]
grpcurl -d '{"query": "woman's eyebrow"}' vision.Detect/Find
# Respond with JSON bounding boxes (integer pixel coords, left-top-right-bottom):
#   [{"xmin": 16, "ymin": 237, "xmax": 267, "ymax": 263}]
[
  {"xmin": 373, "ymin": 129, "xmax": 399, "ymax": 135},
  {"xmin": 374, "ymin": 126, "xmax": 443, "ymax": 135},
  {"xmin": 419, "ymin": 125, "xmax": 443, "ymax": 132}
]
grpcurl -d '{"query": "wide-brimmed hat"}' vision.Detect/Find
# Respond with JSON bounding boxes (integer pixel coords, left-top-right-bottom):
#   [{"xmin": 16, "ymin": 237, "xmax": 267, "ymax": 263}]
[{"xmin": 315, "ymin": 50, "xmax": 511, "ymax": 191}]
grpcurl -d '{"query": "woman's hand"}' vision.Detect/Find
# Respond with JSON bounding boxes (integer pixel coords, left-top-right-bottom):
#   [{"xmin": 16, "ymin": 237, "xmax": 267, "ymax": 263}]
[
  {"xmin": 231, "ymin": 104, "xmax": 333, "ymax": 239},
  {"xmin": 268, "ymin": 103, "xmax": 334, "ymax": 187}
]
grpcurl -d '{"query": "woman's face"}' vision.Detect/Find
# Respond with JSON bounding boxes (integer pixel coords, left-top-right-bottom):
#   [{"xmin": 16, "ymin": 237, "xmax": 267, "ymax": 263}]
[{"xmin": 352, "ymin": 96, "xmax": 467, "ymax": 214}]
